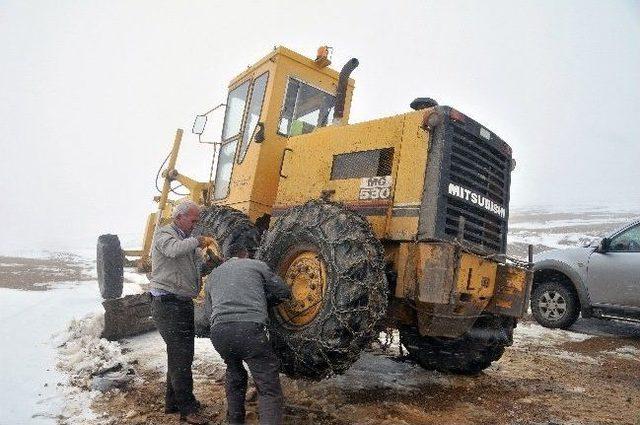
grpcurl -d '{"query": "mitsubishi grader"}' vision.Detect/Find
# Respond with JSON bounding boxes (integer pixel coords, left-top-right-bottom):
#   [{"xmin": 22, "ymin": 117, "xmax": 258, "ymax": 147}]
[{"xmin": 97, "ymin": 46, "xmax": 532, "ymax": 380}]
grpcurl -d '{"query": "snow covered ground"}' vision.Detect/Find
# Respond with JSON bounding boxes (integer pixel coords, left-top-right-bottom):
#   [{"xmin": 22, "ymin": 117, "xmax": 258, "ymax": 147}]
[
  {"xmin": 0, "ymin": 258, "xmax": 148, "ymax": 425},
  {"xmin": 0, "ymin": 282, "xmax": 102, "ymax": 424}
]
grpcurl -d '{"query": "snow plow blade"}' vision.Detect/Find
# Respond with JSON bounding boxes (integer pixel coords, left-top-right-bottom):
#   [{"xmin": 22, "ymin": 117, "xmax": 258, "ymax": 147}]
[{"xmin": 101, "ymin": 293, "xmax": 155, "ymax": 340}]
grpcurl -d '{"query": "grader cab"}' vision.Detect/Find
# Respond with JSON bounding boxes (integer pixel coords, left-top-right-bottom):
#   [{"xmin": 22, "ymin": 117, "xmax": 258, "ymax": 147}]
[{"xmin": 97, "ymin": 46, "xmax": 532, "ymax": 379}]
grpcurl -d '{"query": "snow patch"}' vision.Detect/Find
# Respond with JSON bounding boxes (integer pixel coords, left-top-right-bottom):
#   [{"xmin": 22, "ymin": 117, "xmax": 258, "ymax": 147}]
[
  {"xmin": 55, "ymin": 314, "xmax": 131, "ymax": 389},
  {"xmin": 53, "ymin": 313, "xmax": 139, "ymax": 424},
  {"xmin": 514, "ymin": 322, "xmax": 592, "ymax": 344},
  {"xmin": 545, "ymin": 350, "xmax": 601, "ymax": 365},
  {"xmin": 123, "ymin": 270, "xmax": 149, "ymax": 285},
  {"xmin": 0, "ymin": 282, "xmax": 104, "ymax": 424},
  {"xmin": 118, "ymin": 327, "xmax": 223, "ymax": 376},
  {"xmin": 605, "ymin": 346, "xmax": 640, "ymax": 361},
  {"xmin": 317, "ymin": 351, "xmax": 451, "ymax": 392},
  {"xmin": 508, "ymin": 231, "xmax": 595, "ymax": 251}
]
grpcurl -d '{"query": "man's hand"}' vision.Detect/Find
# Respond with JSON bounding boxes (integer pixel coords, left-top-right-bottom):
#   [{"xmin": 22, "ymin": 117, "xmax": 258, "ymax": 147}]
[
  {"xmin": 200, "ymin": 248, "xmax": 222, "ymax": 276},
  {"xmin": 265, "ymin": 275, "xmax": 292, "ymax": 307},
  {"xmin": 198, "ymin": 236, "xmax": 216, "ymax": 248}
]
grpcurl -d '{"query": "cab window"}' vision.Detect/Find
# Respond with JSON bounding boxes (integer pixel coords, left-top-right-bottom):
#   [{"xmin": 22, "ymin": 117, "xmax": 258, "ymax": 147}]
[
  {"xmin": 221, "ymin": 80, "xmax": 250, "ymax": 141},
  {"xmin": 610, "ymin": 224, "xmax": 640, "ymax": 252},
  {"xmin": 238, "ymin": 72, "xmax": 269, "ymax": 163},
  {"xmin": 212, "ymin": 140, "xmax": 238, "ymax": 200},
  {"xmin": 278, "ymin": 78, "xmax": 335, "ymax": 136},
  {"xmin": 215, "ymin": 74, "xmax": 269, "ymax": 199}
]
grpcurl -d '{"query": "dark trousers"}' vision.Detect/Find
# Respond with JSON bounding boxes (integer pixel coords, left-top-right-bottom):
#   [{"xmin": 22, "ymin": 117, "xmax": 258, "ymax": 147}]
[
  {"xmin": 210, "ymin": 321, "xmax": 284, "ymax": 425},
  {"xmin": 151, "ymin": 296, "xmax": 198, "ymax": 415}
]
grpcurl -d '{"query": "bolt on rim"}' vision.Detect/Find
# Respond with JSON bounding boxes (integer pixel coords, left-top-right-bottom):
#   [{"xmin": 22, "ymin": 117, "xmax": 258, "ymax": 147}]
[{"xmin": 277, "ymin": 251, "xmax": 328, "ymax": 327}]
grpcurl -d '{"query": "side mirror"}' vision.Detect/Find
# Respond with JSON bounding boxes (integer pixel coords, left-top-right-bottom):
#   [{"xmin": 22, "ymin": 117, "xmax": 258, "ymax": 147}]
[
  {"xmin": 192, "ymin": 115, "xmax": 207, "ymax": 135},
  {"xmin": 598, "ymin": 237, "xmax": 610, "ymax": 253},
  {"xmin": 253, "ymin": 122, "xmax": 265, "ymax": 143}
]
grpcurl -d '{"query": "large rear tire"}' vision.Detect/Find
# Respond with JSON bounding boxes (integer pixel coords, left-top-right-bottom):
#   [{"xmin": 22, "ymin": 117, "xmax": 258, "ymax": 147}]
[
  {"xmin": 400, "ymin": 314, "xmax": 515, "ymax": 375},
  {"xmin": 191, "ymin": 205, "xmax": 261, "ymax": 336},
  {"xmin": 96, "ymin": 234, "xmax": 124, "ymax": 299},
  {"xmin": 257, "ymin": 200, "xmax": 388, "ymax": 380}
]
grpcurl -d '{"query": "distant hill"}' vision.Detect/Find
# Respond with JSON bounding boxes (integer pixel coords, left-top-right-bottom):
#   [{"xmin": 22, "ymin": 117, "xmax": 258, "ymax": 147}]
[{"xmin": 507, "ymin": 208, "xmax": 638, "ymax": 259}]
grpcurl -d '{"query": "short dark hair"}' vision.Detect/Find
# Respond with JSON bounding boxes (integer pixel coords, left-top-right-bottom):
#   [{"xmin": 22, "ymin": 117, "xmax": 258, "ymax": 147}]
[{"xmin": 225, "ymin": 242, "xmax": 248, "ymax": 258}]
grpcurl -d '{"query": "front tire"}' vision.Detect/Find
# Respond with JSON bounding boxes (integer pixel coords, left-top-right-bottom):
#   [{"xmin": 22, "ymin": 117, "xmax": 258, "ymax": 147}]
[
  {"xmin": 257, "ymin": 200, "xmax": 388, "ymax": 380},
  {"xmin": 531, "ymin": 282, "xmax": 580, "ymax": 329}
]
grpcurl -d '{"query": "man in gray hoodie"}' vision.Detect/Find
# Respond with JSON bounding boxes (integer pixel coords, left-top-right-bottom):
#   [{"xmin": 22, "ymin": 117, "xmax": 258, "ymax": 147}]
[
  {"xmin": 204, "ymin": 242, "xmax": 291, "ymax": 425},
  {"xmin": 150, "ymin": 201, "xmax": 214, "ymax": 425}
]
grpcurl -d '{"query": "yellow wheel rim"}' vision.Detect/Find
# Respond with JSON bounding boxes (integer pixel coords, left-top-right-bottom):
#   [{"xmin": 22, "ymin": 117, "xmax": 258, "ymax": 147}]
[{"xmin": 277, "ymin": 251, "xmax": 328, "ymax": 326}]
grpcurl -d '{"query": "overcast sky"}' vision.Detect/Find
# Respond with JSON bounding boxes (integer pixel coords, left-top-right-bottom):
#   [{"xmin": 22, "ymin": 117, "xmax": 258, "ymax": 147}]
[{"xmin": 1, "ymin": 0, "xmax": 638, "ymax": 251}]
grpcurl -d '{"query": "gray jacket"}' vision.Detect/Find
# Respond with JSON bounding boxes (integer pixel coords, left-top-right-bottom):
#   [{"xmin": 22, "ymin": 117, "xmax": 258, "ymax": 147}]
[
  {"xmin": 204, "ymin": 258, "xmax": 291, "ymax": 328},
  {"xmin": 149, "ymin": 224, "xmax": 202, "ymax": 299}
]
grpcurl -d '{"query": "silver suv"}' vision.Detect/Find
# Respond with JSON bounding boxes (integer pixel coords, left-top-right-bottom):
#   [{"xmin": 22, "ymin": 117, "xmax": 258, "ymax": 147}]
[{"xmin": 531, "ymin": 218, "xmax": 640, "ymax": 329}]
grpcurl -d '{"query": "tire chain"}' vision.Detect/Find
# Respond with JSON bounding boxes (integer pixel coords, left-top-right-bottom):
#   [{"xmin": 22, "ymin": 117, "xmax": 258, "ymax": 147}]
[
  {"xmin": 258, "ymin": 199, "xmax": 388, "ymax": 380},
  {"xmin": 194, "ymin": 205, "xmax": 260, "ymax": 256}
]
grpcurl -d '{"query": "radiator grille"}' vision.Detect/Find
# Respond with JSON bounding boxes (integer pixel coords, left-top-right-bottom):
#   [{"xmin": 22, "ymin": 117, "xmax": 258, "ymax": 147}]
[{"xmin": 444, "ymin": 123, "xmax": 510, "ymax": 253}]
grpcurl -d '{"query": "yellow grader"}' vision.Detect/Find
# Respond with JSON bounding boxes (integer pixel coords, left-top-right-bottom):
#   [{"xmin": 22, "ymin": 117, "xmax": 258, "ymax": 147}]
[{"xmin": 97, "ymin": 46, "xmax": 532, "ymax": 380}]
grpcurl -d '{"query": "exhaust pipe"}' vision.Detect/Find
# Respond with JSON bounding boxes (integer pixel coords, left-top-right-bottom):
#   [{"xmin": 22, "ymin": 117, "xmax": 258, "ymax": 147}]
[{"xmin": 332, "ymin": 58, "xmax": 359, "ymax": 124}]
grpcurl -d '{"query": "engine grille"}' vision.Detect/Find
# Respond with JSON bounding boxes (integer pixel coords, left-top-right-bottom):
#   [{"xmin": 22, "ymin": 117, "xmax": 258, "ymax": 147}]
[
  {"xmin": 417, "ymin": 106, "xmax": 512, "ymax": 255},
  {"xmin": 443, "ymin": 119, "xmax": 511, "ymax": 254}
]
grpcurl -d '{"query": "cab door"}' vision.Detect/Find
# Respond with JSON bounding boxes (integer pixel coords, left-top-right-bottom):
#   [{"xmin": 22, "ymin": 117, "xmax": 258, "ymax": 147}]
[{"xmin": 586, "ymin": 223, "xmax": 640, "ymax": 308}]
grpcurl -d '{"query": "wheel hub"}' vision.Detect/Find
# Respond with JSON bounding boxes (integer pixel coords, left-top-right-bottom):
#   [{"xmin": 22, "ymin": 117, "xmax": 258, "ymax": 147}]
[
  {"xmin": 538, "ymin": 290, "xmax": 567, "ymax": 321},
  {"xmin": 277, "ymin": 251, "xmax": 327, "ymax": 326}
]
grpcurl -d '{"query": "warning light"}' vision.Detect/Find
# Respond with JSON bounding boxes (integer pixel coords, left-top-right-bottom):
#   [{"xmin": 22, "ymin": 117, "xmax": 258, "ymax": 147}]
[{"xmin": 315, "ymin": 46, "xmax": 332, "ymax": 67}]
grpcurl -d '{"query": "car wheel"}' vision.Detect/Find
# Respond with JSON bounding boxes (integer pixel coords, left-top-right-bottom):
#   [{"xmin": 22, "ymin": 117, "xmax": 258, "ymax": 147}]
[{"xmin": 531, "ymin": 282, "xmax": 580, "ymax": 329}]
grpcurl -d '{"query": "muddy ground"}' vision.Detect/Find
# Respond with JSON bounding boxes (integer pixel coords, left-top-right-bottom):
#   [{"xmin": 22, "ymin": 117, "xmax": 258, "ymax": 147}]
[{"xmin": 90, "ymin": 317, "xmax": 640, "ymax": 425}]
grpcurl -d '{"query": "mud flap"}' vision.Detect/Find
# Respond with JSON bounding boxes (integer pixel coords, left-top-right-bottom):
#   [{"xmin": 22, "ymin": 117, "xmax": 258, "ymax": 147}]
[{"xmin": 486, "ymin": 264, "xmax": 533, "ymax": 317}]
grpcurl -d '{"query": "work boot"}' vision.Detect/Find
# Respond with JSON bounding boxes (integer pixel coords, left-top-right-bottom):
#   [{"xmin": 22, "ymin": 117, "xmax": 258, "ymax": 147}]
[
  {"xmin": 165, "ymin": 405, "xmax": 179, "ymax": 414},
  {"xmin": 180, "ymin": 412, "xmax": 209, "ymax": 424},
  {"xmin": 171, "ymin": 399, "xmax": 203, "ymax": 414},
  {"xmin": 164, "ymin": 400, "xmax": 204, "ymax": 415}
]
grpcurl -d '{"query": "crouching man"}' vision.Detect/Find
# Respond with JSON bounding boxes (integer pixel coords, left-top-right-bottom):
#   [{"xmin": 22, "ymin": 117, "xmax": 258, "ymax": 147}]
[
  {"xmin": 204, "ymin": 242, "xmax": 292, "ymax": 425},
  {"xmin": 149, "ymin": 200, "xmax": 214, "ymax": 424}
]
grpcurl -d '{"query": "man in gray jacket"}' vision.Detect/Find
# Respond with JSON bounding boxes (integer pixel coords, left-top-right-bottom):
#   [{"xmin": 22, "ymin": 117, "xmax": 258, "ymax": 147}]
[
  {"xmin": 150, "ymin": 200, "xmax": 214, "ymax": 425},
  {"xmin": 204, "ymin": 241, "xmax": 291, "ymax": 425}
]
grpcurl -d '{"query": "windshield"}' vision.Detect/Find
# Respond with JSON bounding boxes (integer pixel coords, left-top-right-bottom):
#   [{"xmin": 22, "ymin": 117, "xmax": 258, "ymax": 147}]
[
  {"xmin": 278, "ymin": 78, "xmax": 335, "ymax": 136},
  {"xmin": 608, "ymin": 219, "xmax": 640, "ymax": 238}
]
